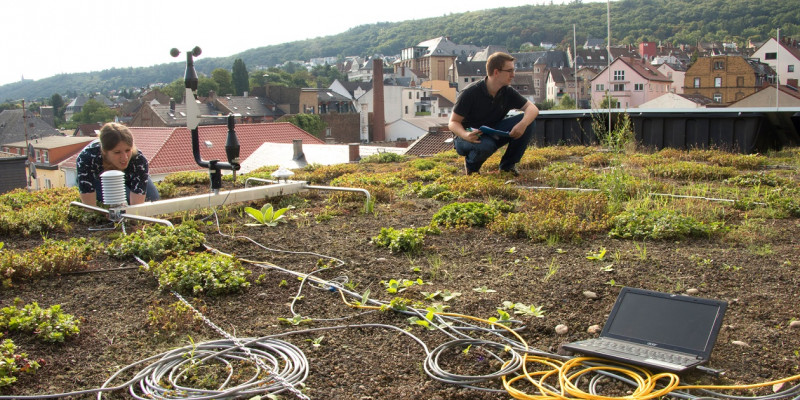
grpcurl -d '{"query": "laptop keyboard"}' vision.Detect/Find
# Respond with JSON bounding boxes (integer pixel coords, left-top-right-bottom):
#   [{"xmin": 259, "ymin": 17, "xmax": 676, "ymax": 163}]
[{"xmin": 571, "ymin": 338, "xmax": 697, "ymax": 368}]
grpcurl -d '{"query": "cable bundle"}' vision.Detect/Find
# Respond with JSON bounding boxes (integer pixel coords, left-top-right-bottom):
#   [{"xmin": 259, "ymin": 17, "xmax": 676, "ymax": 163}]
[{"xmin": 101, "ymin": 337, "xmax": 309, "ymax": 400}]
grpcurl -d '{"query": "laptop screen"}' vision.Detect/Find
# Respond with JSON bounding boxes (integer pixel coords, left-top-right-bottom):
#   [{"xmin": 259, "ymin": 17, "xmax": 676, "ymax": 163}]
[{"xmin": 604, "ymin": 289, "xmax": 726, "ymax": 355}]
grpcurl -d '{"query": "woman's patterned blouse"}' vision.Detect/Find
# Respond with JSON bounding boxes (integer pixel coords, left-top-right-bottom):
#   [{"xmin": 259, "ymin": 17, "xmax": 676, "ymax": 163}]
[{"xmin": 75, "ymin": 140, "xmax": 150, "ymax": 195}]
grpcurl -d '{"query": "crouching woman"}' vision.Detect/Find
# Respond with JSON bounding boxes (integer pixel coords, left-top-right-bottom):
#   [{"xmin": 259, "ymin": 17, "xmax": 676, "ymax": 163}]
[{"xmin": 76, "ymin": 122, "xmax": 159, "ymax": 205}]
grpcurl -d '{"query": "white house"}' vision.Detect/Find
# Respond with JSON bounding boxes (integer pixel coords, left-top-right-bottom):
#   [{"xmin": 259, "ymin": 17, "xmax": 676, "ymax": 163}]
[
  {"xmin": 385, "ymin": 116, "xmax": 448, "ymax": 142},
  {"xmin": 752, "ymin": 38, "xmax": 800, "ymax": 86}
]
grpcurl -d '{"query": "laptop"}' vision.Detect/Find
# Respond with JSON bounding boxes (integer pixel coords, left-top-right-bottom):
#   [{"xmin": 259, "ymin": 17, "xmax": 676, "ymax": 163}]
[{"xmin": 562, "ymin": 287, "xmax": 728, "ymax": 373}]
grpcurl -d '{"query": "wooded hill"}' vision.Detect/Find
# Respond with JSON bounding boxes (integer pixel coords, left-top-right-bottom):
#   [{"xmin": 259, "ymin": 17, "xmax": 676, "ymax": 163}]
[{"xmin": 2, "ymin": 0, "xmax": 798, "ymax": 102}]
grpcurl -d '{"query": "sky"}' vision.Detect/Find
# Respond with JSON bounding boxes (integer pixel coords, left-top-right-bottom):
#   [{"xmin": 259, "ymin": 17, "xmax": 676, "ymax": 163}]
[{"xmin": 1, "ymin": 0, "xmax": 599, "ymax": 87}]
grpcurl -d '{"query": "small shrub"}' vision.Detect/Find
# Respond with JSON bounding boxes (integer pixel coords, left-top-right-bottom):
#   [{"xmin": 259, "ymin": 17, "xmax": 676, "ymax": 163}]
[
  {"xmin": 431, "ymin": 202, "xmax": 499, "ymax": 229},
  {"xmin": 410, "ymin": 158, "xmax": 438, "ymax": 170},
  {"xmin": 0, "ymin": 187, "xmax": 80, "ymax": 236},
  {"xmin": 490, "ymin": 191, "xmax": 609, "ymax": 242},
  {"xmin": 163, "ymin": 171, "xmax": 211, "ymax": 185},
  {"xmin": 146, "ymin": 252, "xmax": 251, "ymax": 296},
  {"xmin": 583, "ymin": 152, "xmax": 612, "ymax": 168},
  {"xmin": 0, "ymin": 298, "xmax": 80, "ymax": 342},
  {"xmin": 540, "ymin": 162, "xmax": 600, "ymax": 188},
  {"xmin": 726, "ymin": 172, "xmax": 790, "ymax": 187},
  {"xmin": 1, "ymin": 238, "xmax": 101, "ymax": 281},
  {"xmin": 372, "ymin": 226, "xmax": 438, "ymax": 254},
  {"xmin": 416, "ymin": 183, "xmax": 451, "ymax": 199},
  {"xmin": 0, "ymin": 338, "xmax": 40, "ymax": 387},
  {"xmin": 107, "ymin": 223, "xmax": 205, "ymax": 261},
  {"xmin": 708, "ymin": 153, "xmax": 766, "ymax": 170},
  {"xmin": 146, "ymin": 299, "xmax": 206, "ymax": 338},
  {"xmin": 360, "ymin": 152, "xmax": 406, "ymax": 163},
  {"xmin": 296, "ymin": 163, "xmax": 359, "ymax": 184},
  {"xmin": 646, "ymin": 161, "xmax": 736, "ymax": 181},
  {"xmin": 155, "ymin": 181, "xmax": 177, "ymax": 199},
  {"xmin": 609, "ymin": 207, "xmax": 726, "ymax": 240}
]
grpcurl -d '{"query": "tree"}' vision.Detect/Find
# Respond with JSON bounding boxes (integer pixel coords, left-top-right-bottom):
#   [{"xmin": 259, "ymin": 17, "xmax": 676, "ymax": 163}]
[
  {"xmin": 598, "ymin": 94, "xmax": 619, "ymax": 109},
  {"xmin": 162, "ymin": 78, "xmax": 185, "ymax": 103},
  {"xmin": 553, "ymin": 94, "xmax": 577, "ymax": 110},
  {"xmin": 70, "ymin": 99, "xmax": 117, "ymax": 124},
  {"xmin": 280, "ymin": 113, "xmax": 327, "ymax": 137},
  {"xmin": 232, "ymin": 59, "xmax": 249, "ymax": 96},
  {"xmin": 197, "ymin": 77, "xmax": 219, "ymax": 97},
  {"xmin": 211, "ymin": 68, "xmax": 234, "ymax": 95},
  {"xmin": 50, "ymin": 94, "xmax": 65, "ymax": 121}
]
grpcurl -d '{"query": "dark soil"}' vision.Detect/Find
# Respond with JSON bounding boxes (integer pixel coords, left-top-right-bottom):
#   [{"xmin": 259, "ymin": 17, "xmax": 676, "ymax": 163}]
[{"xmin": 2, "ymin": 170, "xmax": 800, "ymax": 400}]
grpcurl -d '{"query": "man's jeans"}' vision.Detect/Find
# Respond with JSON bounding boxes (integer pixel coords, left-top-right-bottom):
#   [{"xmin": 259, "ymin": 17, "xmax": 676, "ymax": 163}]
[{"xmin": 454, "ymin": 114, "xmax": 535, "ymax": 173}]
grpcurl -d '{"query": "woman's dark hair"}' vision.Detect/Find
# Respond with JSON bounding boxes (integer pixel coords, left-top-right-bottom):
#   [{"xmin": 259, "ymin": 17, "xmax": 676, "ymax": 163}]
[{"xmin": 99, "ymin": 122, "xmax": 137, "ymax": 156}]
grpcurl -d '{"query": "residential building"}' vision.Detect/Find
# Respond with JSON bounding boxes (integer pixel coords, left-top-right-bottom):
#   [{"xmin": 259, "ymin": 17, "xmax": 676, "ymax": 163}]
[
  {"xmin": 1, "ymin": 136, "xmax": 94, "ymax": 190},
  {"xmin": 638, "ymin": 92, "xmax": 714, "ymax": 109},
  {"xmin": 385, "ymin": 116, "xmax": 448, "ymax": 142},
  {"xmin": 213, "ymin": 92, "xmax": 284, "ymax": 121},
  {"xmin": 0, "ymin": 109, "xmax": 62, "ymax": 145},
  {"xmin": 545, "ymin": 68, "xmax": 571, "ymax": 104},
  {"xmin": 395, "ymin": 36, "xmax": 481, "ymax": 83},
  {"xmin": 683, "ymin": 55, "xmax": 775, "ymax": 105},
  {"xmin": 728, "ymin": 84, "xmax": 800, "ymax": 108},
  {"xmin": 571, "ymin": 47, "xmax": 611, "ymax": 70},
  {"xmin": 64, "ymin": 94, "xmax": 113, "ymax": 121},
  {"xmin": 511, "ymin": 75, "xmax": 535, "ymax": 103},
  {"xmin": 751, "ymin": 37, "xmax": 800, "ymax": 87},
  {"xmin": 513, "ymin": 51, "xmax": 570, "ymax": 104},
  {"xmin": 657, "ymin": 62, "xmax": 687, "ymax": 94},
  {"xmin": 420, "ymin": 80, "xmax": 457, "ymax": 105},
  {"xmin": 453, "ymin": 60, "xmax": 486, "ymax": 92},
  {"xmin": 590, "ymin": 57, "xmax": 672, "ymax": 109},
  {"xmin": 574, "ymin": 67, "xmax": 600, "ymax": 108},
  {"xmin": 128, "ymin": 100, "xmax": 222, "ymax": 128},
  {"xmin": 401, "ymin": 87, "xmax": 440, "ymax": 118}
]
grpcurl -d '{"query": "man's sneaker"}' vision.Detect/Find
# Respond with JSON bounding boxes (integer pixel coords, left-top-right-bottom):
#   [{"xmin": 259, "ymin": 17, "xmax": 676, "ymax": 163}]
[{"xmin": 500, "ymin": 166, "xmax": 520, "ymax": 177}]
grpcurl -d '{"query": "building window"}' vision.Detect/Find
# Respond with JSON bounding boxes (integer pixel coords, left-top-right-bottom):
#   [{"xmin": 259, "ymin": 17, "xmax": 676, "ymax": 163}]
[
  {"xmin": 713, "ymin": 61, "xmax": 725, "ymax": 70},
  {"xmin": 405, "ymin": 106, "xmax": 408, "ymax": 114},
  {"xmin": 634, "ymin": 83, "xmax": 644, "ymax": 91},
  {"xmin": 44, "ymin": 179, "xmax": 52, "ymax": 189},
  {"xmin": 42, "ymin": 150, "xmax": 49, "ymax": 163},
  {"xmin": 534, "ymin": 79, "xmax": 540, "ymax": 86},
  {"xmin": 713, "ymin": 93, "xmax": 722, "ymax": 102},
  {"xmin": 535, "ymin": 67, "xmax": 540, "ymax": 73},
  {"xmin": 789, "ymin": 65, "xmax": 795, "ymax": 73},
  {"xmin": 765, "ymin": 52, "xmax": 777, "ymax": 60},
  {"xmin": 714, "ymin": 77, "xmax": 722, "ymax": 87},
  {"xmin": 613, "ymin": 70, "xmax": 625, "ymax": 81},
  {"xmin": 35, "ymin": 149, "xmax": 41, "ymax": 162},
  {"xmin": 464, "ymin": 78, "xmax": 468, "ymax": 83},
  {"xmin": 408, "ymin": 92, "xmax": 412, "ymax": 99},
  {"xmin": 595, "ymin": 84, "xmax": 604, "ymax": 91},
  {"xmin": 416, "ymin": 92, "xmax": 419, "ymax": 99},
  {"xmin": 612, "ymin": 83, "xmax": 625, "ymax": 91},
  {"xmin": 694, "ymin": 77, "xmax": 701, "ymax": 88},
  {"xmin": 736, "ymin": 76, "xmax": 744, "ymax": 87}
]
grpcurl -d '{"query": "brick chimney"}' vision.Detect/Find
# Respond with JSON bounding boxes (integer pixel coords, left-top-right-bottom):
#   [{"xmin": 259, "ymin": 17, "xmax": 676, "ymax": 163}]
[
  {"xmin": 349, "ymin": 143, "xmax": 360, "ymax": 162},
  {"xmin": 372, "ymin": 58, "xmax": 385, "ymax": 142}
]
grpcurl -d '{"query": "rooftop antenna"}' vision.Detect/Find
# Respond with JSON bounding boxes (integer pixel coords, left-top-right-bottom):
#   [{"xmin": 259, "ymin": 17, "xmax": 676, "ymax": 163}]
[{"xmin": 170, "ymin": 46, "xmax": 241, "ymax": 194}]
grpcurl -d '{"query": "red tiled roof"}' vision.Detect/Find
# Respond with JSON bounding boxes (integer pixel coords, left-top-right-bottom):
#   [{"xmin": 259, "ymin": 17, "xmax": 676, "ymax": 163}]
[
  {"xmin": 61, "ymin": 122, "xmax": 324, "ymax": 175},
  {"xmin": 405, "ymin": 131, "xmax": 454, "ymax": 157}
]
